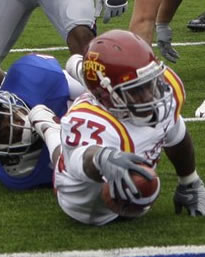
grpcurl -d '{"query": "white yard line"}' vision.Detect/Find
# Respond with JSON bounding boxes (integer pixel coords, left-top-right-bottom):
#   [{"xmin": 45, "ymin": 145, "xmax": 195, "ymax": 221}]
[
  {"xmin": 184, "ymin": 117, "xmax": 205, "ymax": 122},
  {"xmin": 10, "ymin": 46, "xmax": 68, "ymax": 52},
  {"xmin": 9, "ymin": 41, "xmax": 205, "ymax": 53},
  {"xmin": 1, "ymin": 245, "xmax": 205, "ymax": 257}
]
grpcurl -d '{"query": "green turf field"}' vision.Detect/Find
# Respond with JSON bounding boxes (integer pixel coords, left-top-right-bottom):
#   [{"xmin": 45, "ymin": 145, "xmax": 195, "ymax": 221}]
[{"xmin": 1, "ymin": 0, "xmax": 205, "ymax": 253}]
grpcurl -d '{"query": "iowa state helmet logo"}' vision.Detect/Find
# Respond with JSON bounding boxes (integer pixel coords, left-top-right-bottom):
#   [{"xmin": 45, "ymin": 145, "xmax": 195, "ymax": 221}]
[{"xmin": 83, "ymin": 51, "xmax": 105, "ymax": 81}]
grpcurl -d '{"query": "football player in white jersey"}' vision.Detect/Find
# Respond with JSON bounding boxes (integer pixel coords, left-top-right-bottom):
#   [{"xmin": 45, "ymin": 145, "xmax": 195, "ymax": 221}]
[
  {"xmin": 29, "ymin": 29, "xmax": 205, "ymax": 226},
  {"xmin": 0, "ymin": 0, "xmax": 128, "ymax": 63}
]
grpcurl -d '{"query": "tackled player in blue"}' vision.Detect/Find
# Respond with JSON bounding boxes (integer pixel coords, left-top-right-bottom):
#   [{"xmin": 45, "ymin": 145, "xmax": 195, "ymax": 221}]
[{"xmin": 0, "ymin": 53, "xmax": 85, "ymax": 190}]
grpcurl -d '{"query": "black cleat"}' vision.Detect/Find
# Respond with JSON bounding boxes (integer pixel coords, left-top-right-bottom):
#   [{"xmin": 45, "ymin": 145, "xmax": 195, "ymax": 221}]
[{"xmin": 187, "ymin": 12, "xmax": 205, "ymax": 32}]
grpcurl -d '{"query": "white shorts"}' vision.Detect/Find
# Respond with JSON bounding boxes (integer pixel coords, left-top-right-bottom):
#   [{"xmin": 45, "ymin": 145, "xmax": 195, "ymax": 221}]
[{"xmin": 0, "ymin": 0, "xmax": 97, "ymax": 62}]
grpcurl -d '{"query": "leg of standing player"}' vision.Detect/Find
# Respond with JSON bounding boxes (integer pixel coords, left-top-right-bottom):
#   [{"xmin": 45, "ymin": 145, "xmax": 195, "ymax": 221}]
[
  {"xmin": 129, "ymin": 0, "xmax": 182, "ymax": 63},
  {"xmin": 156, "ymin": 0, "xmax": 182, "ymax": 24},
  {"xmin": 156, "ymin": 0, "xmax": 182, "ymax": 63},
  {"xmin": 0, "ymin": 0, "xmax": 36, "ymax": 63},
  {"xmin": 129, "ymin": 0, "xmax": 162, "ymax": 45},
  {"xmin": 39, "ymin": 0, "xmax": 97, "ymax": 55}
]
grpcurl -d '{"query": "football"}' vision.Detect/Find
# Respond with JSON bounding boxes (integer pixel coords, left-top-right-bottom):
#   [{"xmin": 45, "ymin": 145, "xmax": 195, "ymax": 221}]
[{"xmin": 101, "ymin": 164, "xmax": 160, "ymax": 218}]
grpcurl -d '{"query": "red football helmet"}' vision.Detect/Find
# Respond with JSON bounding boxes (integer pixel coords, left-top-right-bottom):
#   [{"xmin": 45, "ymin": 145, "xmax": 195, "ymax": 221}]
[{"xmin": 82, "ymin": 29, "xmax": 173, "ymax": 126}]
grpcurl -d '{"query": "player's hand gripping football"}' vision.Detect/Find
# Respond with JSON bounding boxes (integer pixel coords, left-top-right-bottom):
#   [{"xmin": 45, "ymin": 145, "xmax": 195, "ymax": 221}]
[
  {"xmin": 102, "ymin": 0, "xmax": 128, "ymax": 24},
  {"xmin": 93, "ymin": 147, "xmax": 153, "ymax": 201},
  {"xmin": 174, "ymin": 178, "xmax": 205, "ymax": 216}
]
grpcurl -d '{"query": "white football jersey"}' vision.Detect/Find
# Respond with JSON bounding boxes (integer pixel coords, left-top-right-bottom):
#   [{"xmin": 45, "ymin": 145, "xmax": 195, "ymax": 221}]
[{"xmin": 54, "ymin": 67, "xmax": 186, "ymax": 225}]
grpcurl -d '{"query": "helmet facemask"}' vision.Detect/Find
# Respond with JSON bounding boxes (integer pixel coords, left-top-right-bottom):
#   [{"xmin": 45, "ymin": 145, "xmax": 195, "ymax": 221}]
[
  {"xmin": 0, "ymin": 91, "xmax": 38, "ymax": 156},
  {"xmin": 97, "ymin": 61, "xmax": 173, "ymax": 126}
]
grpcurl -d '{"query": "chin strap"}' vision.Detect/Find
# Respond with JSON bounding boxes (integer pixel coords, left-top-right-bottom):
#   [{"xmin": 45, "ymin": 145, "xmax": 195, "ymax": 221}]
[
  {"xmin": 65, "ymin": 54, "xmax": 85, "ymax": 87},
  {"xmin": 17, "ymin": 111, "xmax": 38, "ymax": 145},
  {"xmin": 96, "ymin": 70, "xmax": 125, "ymax": 105}
]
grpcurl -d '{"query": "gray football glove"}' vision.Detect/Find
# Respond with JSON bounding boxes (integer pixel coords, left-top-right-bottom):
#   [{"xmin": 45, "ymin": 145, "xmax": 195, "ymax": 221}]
[
  {"xmin": 174, "ymin": 178, "xmax": 205, "ymax": 216},
  {"xmin": 103, "ymin": 0, "xmax": 128, "ymax": 24},
  {"xmin": 93, "ymin": 147, "xmax": 153, "ymax": 201},
  {"xmin": 156, "ymin": 24, "xmax": 179, "ymax": 63}
]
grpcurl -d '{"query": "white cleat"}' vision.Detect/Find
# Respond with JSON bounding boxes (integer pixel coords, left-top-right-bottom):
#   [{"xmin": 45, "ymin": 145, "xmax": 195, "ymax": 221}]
[
  {"xmin": 195, "ymin": 100, "xmax": 205, "ymax": 118},
  {"xmin": 28, "ymin": 105, "xmax": 60, "ymax": 140}
]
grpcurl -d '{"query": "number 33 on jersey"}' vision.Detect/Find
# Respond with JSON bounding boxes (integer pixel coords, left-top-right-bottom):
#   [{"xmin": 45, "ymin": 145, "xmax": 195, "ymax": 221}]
[{"xmin": 61, "ymin": 93, "xmax": 135, "ymax": 153}]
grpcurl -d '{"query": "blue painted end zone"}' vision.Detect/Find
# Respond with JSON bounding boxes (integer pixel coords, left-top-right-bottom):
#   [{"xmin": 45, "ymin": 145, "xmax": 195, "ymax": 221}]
[{"xmin": 126, "ymin": 254, "xmax": 205, "ymax": 257}]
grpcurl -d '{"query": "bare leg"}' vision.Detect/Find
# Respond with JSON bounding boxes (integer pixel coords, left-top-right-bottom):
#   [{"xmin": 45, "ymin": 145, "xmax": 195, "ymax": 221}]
[
  {"xmin": 129, "ymin": 0, "xmax": 162, "ymax": 45},
  {"xmin": 67, "ymin": 25, "xmax": 95, "ymax": 55},
  {"xmin": 156, "ymin": 0, "xmax": 183, "ymax": 23}
]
